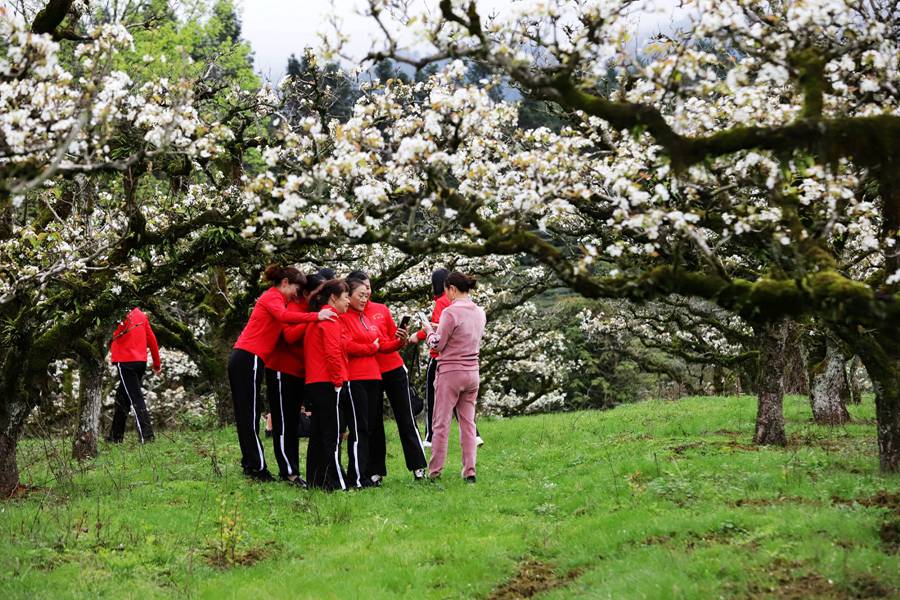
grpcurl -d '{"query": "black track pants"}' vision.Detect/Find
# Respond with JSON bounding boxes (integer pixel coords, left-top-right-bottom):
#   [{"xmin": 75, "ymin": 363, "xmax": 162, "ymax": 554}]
[
  {"xmin": 346, "ymin": 380, "xmax": 374, "ymax": 488},
  {"xmin": 228, "ymin": 349, "xmax": 267, "ymax": 475},
  {"xmin": 425, "ymin": 357, "xmax": 437, "ymax": 442},
  {"xmin": 266, "ymin": 369, "xmax": 303, "ymax": 479},
  {"xmin": 109, "ymin": 361, "xmax": 154, "ymax": 442},
  {"xmin": 374, "ymin": 366, "xmax": 426, "ymax": 474},
  {"xmin": 305, "ymin": 382, "xmax": 348, "ymax": 491}
]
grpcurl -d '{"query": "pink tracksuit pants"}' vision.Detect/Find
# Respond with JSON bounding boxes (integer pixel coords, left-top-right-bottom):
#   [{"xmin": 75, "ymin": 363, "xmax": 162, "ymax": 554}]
[{"xmin": 428, "ymin": 369, "xmax": 479, "ymax": 478}]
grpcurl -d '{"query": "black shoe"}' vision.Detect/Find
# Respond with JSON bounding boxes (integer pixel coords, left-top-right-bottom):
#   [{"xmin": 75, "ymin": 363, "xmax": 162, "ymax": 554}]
[
  {"xmin": 464, "ymin": 475, "xmax": 476, "ymax": 484},
  {"xmin": 140, "ymin": 435, "xmax": 155, "ymax": 443},
  {"xmin": 245, "ymin": 469, "xmax": 275, "ymax": 482},
  {"xmin": 105, "ymin": 436, "xmax": 123, "ymax": 444},
  {"xmin": 282, "ymin": 475, "xmax": 308, "ymax": 488}
]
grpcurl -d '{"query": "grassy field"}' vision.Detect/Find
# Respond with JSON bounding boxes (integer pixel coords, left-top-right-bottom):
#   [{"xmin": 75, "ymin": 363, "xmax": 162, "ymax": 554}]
[{"xmin": 1, "ymin": 395, "xmax": 898, "ymax": 599}]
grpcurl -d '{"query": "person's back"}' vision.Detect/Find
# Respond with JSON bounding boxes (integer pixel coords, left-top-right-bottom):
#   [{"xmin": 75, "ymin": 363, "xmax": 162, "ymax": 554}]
[{"xmin": 433, "ymin": 299, "xmax": 486, "ymax": 373}]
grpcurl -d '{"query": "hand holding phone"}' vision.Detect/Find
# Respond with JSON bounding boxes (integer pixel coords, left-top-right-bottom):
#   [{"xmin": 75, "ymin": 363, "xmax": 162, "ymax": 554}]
[
  {"xmin": 399, "ymin": 315, "xmax": 411, "ymax": 329},
  {"xmin": 418, "ymin": 311, "xmax": 433, "ymax": 335}
]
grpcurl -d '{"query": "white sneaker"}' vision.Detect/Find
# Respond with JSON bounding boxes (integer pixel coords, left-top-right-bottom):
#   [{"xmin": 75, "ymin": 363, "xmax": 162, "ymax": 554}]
[
  {"xmin": 413, "ymin": 468, "xmax": 426, "ymax": 481},
  {"xmin": 475, "ymin": 435, "xmax": 485, "ymax": 447},
  {"xmin": 423, "ymin": 440, "xmax": 432, "ymax": 448}
]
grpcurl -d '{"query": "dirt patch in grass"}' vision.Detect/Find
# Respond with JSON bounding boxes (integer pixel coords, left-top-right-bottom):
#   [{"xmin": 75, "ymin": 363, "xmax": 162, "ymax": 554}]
[
  {"xmin": 879, "ymin": 519, "xmax": 900, "ymax": 554},
  {"xmin": 732, "ymin": 496, "xmax": 822, "ymax": 508},
  {"xmin": 744, "ymin": 559, "xmax": 896, "ymax": 599},
  {"xmin": 831, "ymin": 490, "xmax": 900, "ymax": 512},
  {"xmin": 639, "ymin": 525, "xmax": 753, "ymax": 550},
  {"xmin": 487, "ymin": 559, "xmax": 582, "ymax": 599},
  {"xmin": 204, "ymin": 543, "xmax": 275, "ymax": 569}
]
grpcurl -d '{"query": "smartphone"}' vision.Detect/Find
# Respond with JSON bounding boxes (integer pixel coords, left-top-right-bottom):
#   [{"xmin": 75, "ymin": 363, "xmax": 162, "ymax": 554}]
[{"xmin": 399, "ymin": 315, "xmax": 411, "ymax": 329}]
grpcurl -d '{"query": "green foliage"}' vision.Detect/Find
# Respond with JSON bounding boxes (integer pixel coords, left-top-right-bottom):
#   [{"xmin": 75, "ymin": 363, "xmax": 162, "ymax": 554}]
[{"xmin": 2, "ymin": 396, "xmax": 897, "ymax": 598}]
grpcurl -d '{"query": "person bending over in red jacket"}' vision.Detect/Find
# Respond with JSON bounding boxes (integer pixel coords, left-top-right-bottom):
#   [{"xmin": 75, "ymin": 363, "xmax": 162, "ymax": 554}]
[
  {"xmin": 107, "ymin": 307, "xmax": 162, "ymax": 443},
  {"xmin": 228, "ymin": 265, "xmax": 336, "ymax": 483}
]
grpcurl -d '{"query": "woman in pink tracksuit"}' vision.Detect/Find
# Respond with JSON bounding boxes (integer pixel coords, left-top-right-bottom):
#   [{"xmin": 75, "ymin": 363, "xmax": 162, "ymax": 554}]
[{"xmin": 424, "ymin": 272, "xmax": 486, "ymax": 482}]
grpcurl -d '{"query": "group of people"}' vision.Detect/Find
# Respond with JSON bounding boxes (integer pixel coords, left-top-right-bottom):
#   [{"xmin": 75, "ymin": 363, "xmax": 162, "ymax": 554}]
[
  {"xmin": 226, "ymin": 265, "xmax": 487, "ymax": 489},
  {"xmin": 104, "ymin": 265, "xmax": 487, "ymax": 489}
]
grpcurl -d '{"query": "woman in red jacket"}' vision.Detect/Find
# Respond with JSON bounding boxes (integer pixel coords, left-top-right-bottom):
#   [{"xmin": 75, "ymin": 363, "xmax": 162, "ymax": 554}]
[
  {"xmin": 304, "ymin": 279, "xmax": 352, "ymax": 491},
  {"xmin": 228, "ymin": 265, "xmax": 335, "ymax": 482},
  {"xmin": 341, "ymin": 278, "xmax": 382, "ymax": 488},
  {"xmin": 347, "ymin": 271, "xmax": 427, "ymax": 483},
  {"xmin": 107, "ymin": 307, "xmax": 162, "ymax": 443}
]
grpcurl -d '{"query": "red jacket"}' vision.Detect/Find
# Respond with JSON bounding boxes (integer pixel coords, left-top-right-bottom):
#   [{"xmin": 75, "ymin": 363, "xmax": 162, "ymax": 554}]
[
  {"xmin": 304, "ymin": 304, "xmax": 349, "ymax": 387},
  {"xmin": 265, "ymin": 299, "xmax": 309, "ymax": 378},
  {"xmin": 341, "ymin": 307, "xmax": 382, "ymax": 381},
  {"xmin": 110, "ymin": 308, "xmax": 161, "ymax": 367},
  {"xmin": 416, "ymin": 293, "xmax": 451, "ymax": 359},
  {"xmin": 234, "ymin": 287, "xmax": 318, "ymax": 360},
  {"xmin": 366, "ymin": 301, "xmax": 405, "ymax": 373}
]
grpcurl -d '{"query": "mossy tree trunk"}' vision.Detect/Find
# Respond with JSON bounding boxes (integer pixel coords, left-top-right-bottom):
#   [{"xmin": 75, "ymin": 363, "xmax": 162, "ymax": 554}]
[
  {"xmin": 848, "ymin": 333, "xmax": 900, "ymax": 472},
  {"xmin": 72, "ymin": 347, "xmax": 105, "ymax": 461},
  {"xmin": 846, "ymin": 356, "xmax": 863, "ymax": 405},
  {"xmin": 804, "ymin": 332, "xmax": 850, "ymax": 425},
  {"xmin": 753, "ymin": 319, "xmax": 788, "ymax": 446}
]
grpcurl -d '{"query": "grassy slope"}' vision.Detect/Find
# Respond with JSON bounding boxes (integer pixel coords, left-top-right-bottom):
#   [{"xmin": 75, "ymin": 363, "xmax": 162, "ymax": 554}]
[{"xmin": 1, "ymin": 395, "xmax": 898, "ymax": 599}]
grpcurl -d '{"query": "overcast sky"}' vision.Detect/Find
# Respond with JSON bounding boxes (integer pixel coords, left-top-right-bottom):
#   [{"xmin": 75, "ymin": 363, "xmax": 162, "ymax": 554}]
[{"xmin": 240, "ymin": 0, "xmax": 687, "ymax": 81}]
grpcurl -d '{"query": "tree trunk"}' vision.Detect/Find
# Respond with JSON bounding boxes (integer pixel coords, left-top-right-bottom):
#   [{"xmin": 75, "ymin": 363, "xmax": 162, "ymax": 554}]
[
  {"xmin": 839, "ymin": 327, "xmax": 900, "ymax": 473},
  {"xmin": 846, "ymin": 356, "xmax": 863, "ymax": 404},
  {"xmin": 753, "ymin": 319, "xmax": 788, "ymax": 446},
  {"xmin": 712, "ymin": 365, "xmax": 725, "ymax": 395},
  {"xmin": 781, "ymin": 321, "xmax": 808, "ymax": 395},
  {"xmin": 0, "ymin": 370, "xmax": 36, "ymax": 497},
  {"xmin": 807, "ymin": 336, "xmax": 850, "ymax": 425},
  {"xmin": 72, "ymin": 355, "xmax": 104, "ymax": 461}
]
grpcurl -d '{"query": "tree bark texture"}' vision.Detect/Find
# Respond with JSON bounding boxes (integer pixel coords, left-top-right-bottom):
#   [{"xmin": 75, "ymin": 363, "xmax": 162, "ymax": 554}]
[
  {"xmin": 753, "ymin": 319, "xmax": 789, "ymax": 446},
  {"xmin": 72, "ymin": 355, "xmax": 104, "ymax": 461},
  {"xmin": 806, "ymin": 335, "xmax": 850, "ymax": 425}
]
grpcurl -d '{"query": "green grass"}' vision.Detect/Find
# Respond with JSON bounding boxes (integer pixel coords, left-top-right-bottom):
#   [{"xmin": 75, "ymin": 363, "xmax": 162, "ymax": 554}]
[{"xmin": 1, "ymin": 395, "xmax": 898, "ymax": 599}]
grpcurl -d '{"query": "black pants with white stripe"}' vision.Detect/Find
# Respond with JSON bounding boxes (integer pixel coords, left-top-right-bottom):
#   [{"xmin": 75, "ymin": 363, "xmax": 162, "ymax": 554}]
[
  {"xmin": 425, "ymin": 357, "xmax": 480, "ymax": 443},
  {"xmin": 346, "ymin": 380, "xmax": 373, "ymax": 488},
  {"xmin": 109, "ymin": 361, "xmax": 154, "ymax": 442},
  {"xmin": 265, "ymin": 369, "xmax": 303, "ymax": 479},
  {"xmin": 305, "ymin": 382, "xmax": 348, "ymax": 491},
  {"xmin": 372, "ymin": 366, "xmax": 426, "ymax": 475},
  {"xmin": 227, "ymin": 349, "xmax": 267, "ymax": 475}
]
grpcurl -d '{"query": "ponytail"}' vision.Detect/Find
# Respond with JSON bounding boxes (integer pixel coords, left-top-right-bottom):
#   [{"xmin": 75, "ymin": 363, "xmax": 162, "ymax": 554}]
[{"xmin": 445, "ymin": 271, "xmax": 477, "ymax": 293}]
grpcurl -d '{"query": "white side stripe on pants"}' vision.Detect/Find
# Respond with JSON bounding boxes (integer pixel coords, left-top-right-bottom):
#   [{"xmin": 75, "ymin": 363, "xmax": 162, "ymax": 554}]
[
  {"xmin": 403, "ymin": 365, "xmax": 426, "ymax": 455},
  {"xmin": 251, "ymin": 356, "xmax": 265, "ymax": 470},
  {"xmin": 117, "ymin": 364, "xmax": 144, "ymax": 443},
  {"xmin": 334, "ymin": 387, "xmax": 347, "ymax": 490},
  {"xmin": 346, "ymin": 384, "xmax": 362, "ymax": 488},
  {"xmin": 277, "ymin": 371, "xmax": 291, "ymax": 476}
]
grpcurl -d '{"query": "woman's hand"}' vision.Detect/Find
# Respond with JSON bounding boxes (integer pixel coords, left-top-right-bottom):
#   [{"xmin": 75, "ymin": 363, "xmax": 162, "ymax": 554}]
[
  {"xmin": 318, "ymin": 308, "xmax": 337, "ymax": 321},
  {"xmin": 395, "ymin": 327, "xmax": 408, "ymax": 341}
]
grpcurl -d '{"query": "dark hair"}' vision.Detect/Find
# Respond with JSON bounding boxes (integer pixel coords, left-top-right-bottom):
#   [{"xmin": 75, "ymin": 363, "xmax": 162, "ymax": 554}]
[
  {"xmin": 317, "ymin": 267, "xmax": 336, "ymax": 280},
  {"xmin": 445, "ymin": 271, "xmax": 477, "ymax": 293},
  {"xmin": 309, "ymin": 279, "xmax": 349, "ymax": 311},
  {"xmin": 347, "ymin": 270, "xmax": 369, "ymax": 282},
  {"xmin": 431, "ymin": 267, "xmax": 449, "ymax": 297},
  {"xmin": 264, "ymin": 264, "xmax": 305, "ymax": 286},
  {"xmin": 347, "ymin": 278, "xmax": 368, "ymax": 294},
  {"xmin": 303, "ymin": 273, "xmax": 325, "ymax": 294}
]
